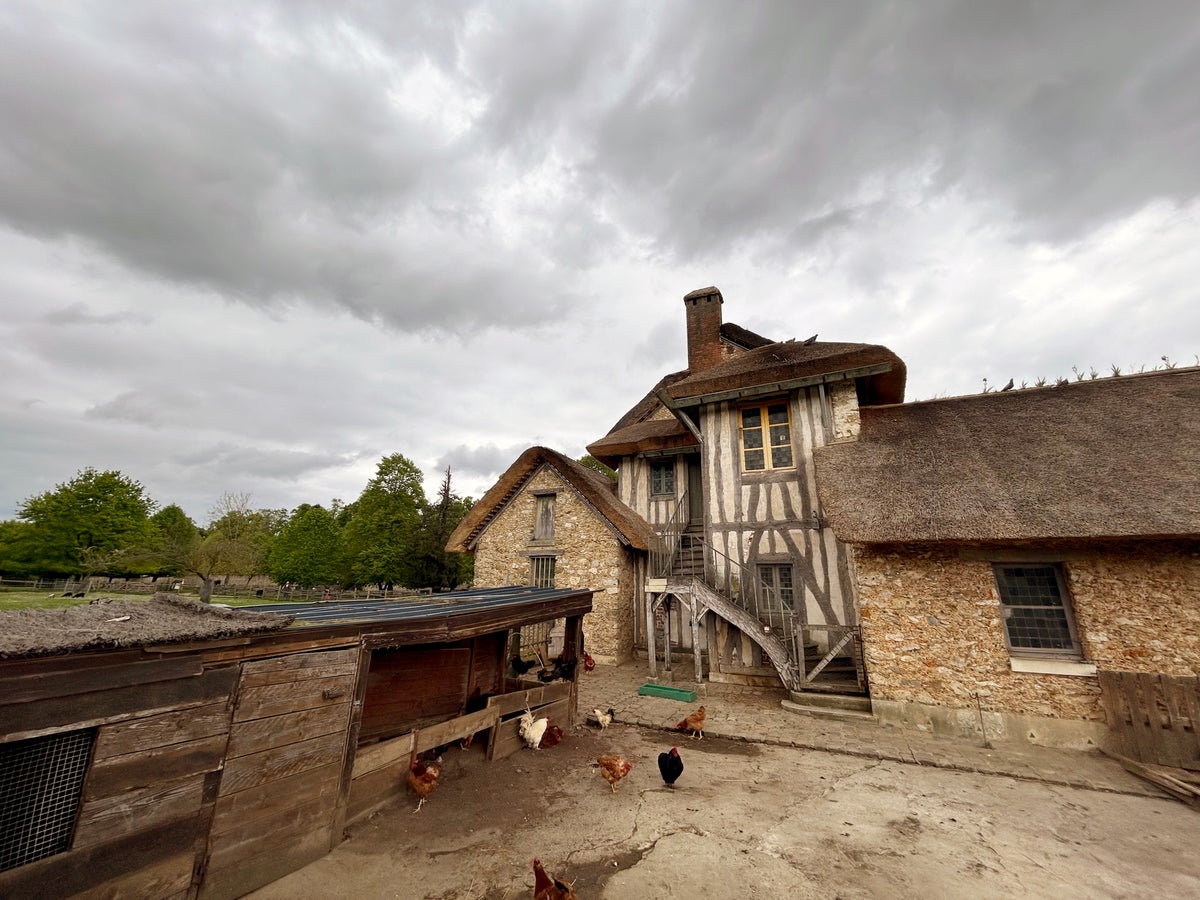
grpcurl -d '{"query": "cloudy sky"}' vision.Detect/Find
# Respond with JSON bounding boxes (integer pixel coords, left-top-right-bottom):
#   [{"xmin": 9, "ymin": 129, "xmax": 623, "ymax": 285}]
[{"xmin": 2, "ymin": 2, "xmax": 1198, "ymax": 523}]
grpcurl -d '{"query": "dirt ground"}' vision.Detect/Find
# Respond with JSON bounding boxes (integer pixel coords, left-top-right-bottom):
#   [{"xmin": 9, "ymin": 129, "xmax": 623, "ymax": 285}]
[{"xmin": 249, "ymin": 723, "xmax": 1200, "ymax": 900}]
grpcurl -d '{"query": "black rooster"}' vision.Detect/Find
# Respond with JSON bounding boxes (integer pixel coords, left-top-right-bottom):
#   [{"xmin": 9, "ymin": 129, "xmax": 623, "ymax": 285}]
[{"xmin": 658, "ymin": 746, "xmax": 684, "ymax": 787}]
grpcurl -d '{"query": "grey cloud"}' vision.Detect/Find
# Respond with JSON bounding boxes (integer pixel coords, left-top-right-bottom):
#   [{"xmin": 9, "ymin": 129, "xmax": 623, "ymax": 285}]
[
  {"xmin": 43, "ymin": 303, "xmax": 152, "ymax": 326},
  {"xmin": 436, "ymin": 442, "xmax": 534, "ymax": 480},
  {"xmin": 85, "ymin": 390, "xmax": 196, "ymax": 427},
  {"xmin": 169, "ymin": 442, "xmax": 354, "ymax": 482}
]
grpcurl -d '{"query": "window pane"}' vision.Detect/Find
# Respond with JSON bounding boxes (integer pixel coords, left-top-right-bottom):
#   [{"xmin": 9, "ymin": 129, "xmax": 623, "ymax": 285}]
[
  {"xmin": 744, "ymin": 449, "xmax": 765, "ymax": 470},
  {"xmin": 995, "ymin": 564, "xmax": 1077, "ymax": 654},
  {"xmin": 1005, "ymin": 607, "xmax": 1074, "ymax": 650},
  {"xmin": 769, "ymin": 423, "xmax": 791, "ymax": 446},
  {"xmin": 767, "ymin": 404, "xmax": 789, "ymax": 424},
  {"xmin": 741, "ymin": 408, "xmax": 762, "ymax": 428},
  {"xmin": 742, "ymin": 428, "xmax": 763, "ymax": 449},
  {"xmin": 770, "ymin": 446, "xmax": 793, "ymax": 468},
  {"xmin": 650, "ymin": 461, "xmax": 675, "ymax": 496}
]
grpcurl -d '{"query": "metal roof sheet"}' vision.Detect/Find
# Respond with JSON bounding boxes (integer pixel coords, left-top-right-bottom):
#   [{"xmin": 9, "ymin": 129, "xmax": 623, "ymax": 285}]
[{"xmin": 240, "ymin": 585, "xmax": 595, "ymax": 627}]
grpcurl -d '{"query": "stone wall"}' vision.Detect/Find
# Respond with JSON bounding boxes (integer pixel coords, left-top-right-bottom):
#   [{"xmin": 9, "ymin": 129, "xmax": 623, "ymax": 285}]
[
  {"xmin": 855, "ymin": 541, "xmax": 1200, "ymax": 747},
  {"xmin": 472, "ymin": 464, "xmax": 637, "ymax": 663},
  {"xmin": 828, "ymin": 379, "xmax": 860, "ymax": 442}
]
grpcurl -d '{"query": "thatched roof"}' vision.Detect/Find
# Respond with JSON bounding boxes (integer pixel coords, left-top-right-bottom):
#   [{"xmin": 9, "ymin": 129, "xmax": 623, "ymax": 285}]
[
  {"xmin": 0, "ymin": 594, "xmax": 294, "ymax": 659},
  {"xmin": 445, "ymin": 446, "xmax": 658, "ymax": 553},
  {"xmin": 813, "ymin": 367, "xmax": 1200, "ymax": 544},
  {"xmin": 665, "ymin": 339, "xmax": 906, "ymax": 406},
  {"xmin": 587, "ymin": 335, "xmax": 906, "ymax": 467}
]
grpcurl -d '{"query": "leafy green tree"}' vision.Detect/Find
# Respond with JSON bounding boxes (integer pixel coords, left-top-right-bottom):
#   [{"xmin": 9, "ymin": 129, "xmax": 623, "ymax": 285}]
[
  {"xmin": 0, "ymin": 519, "xmax": 39, "ymax": 577},
  {"xmin": 578, "ymin": 454, "xmax": 617, "ymax": 482},
  {"xmin": 412, "ymin": 467, "xmax": 474, "ymax": 590},
  {"xmin": 268, "ymin": 504, "xmax": 344, "ymax": 588},
  {"xmin": 17, "ymin": 468, "xmax": 156, "ymax": 577},
  {"xmin": 151, "ymin": 493, "xmax": 276, "ymax": 602},
  {"xmin": 342, "ymin": 453, "xmax": 427, "ymax": 588}
]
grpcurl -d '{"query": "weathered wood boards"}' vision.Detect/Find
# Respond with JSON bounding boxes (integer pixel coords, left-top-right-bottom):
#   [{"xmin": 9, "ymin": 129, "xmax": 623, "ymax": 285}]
[
  {"xmin": 201, "ymin": 647, "xmax": 356, "ymax": 900},
  {"xmin": 1099, "ymin": 671, "xmax": 1200, "ymax": 771}
]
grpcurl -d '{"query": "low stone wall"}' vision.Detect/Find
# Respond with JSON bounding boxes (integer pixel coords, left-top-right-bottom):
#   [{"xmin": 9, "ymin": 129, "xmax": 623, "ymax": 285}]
[{"xmin": 855, "ymin": 541, "xmax": 1200, "ymax": 747}]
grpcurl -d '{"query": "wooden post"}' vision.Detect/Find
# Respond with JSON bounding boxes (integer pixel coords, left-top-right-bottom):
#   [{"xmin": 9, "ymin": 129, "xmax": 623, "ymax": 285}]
[
  {"xmin": 663, "ymin": 596, "xmax": 672, "ymax": 676},
  {"xmin": 690, "ymin": 604, "xmax": 704, "ymax": 684},
  {"xmin": 646, "ymin": 591, "xmax": 657, "ymax": 678},
  {"xmin": 563, "ymin": 614, "xmax": 582, "ymax": 726}
]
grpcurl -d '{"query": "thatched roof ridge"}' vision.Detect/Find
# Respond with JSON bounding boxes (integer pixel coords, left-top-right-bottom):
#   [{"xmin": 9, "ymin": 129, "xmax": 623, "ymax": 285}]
[
  {"xmin": 445, "ymin": 446, "xmax": 657, "ymax": 553},
  {"xmin": 586, "ymin": 418, "xmax": 696, "ymax": 467},
  {"xmin": 666, "ymin": 339, "xmax": 906, "ymax": 404},
  {"xmin": 814, "ymin": 367, "xmax": 1200, "ymax": 544},
  {"xmin": 0, "ymin": 594, "xmax": 294, "ymax": 659}
]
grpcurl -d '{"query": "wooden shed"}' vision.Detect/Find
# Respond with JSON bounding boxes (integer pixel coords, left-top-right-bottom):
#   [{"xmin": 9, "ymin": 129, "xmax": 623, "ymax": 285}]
[{"xmin": 0, "ymin": 586, "xmax": 593, "ymax": 899}]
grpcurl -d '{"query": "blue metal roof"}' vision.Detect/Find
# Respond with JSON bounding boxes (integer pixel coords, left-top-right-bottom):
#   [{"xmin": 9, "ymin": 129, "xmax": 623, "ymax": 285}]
[{"xmin": 239, "ymin": 585, "xmax": 593, "ymax": 627}]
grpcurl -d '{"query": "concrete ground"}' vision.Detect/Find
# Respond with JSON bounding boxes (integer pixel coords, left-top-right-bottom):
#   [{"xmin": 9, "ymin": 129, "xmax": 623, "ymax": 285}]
[{"xmin": 248, "ymin": 659, "xmax": 1199, "ymax": 900}]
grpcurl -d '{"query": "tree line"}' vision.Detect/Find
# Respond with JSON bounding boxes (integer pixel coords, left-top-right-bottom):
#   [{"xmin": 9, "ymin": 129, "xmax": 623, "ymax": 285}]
[{"xmin": 0, "ymin": 453, "xmax": 474, "ymax": 602}]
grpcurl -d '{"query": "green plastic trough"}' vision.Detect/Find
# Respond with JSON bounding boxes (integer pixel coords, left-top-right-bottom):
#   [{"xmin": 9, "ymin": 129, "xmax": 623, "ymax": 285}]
[{"xmin": 637, "ymin": 683, "xmax": 697, "ymax": 702}]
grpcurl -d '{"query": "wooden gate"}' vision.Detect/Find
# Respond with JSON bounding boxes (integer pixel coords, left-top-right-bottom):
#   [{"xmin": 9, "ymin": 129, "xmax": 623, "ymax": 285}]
[
  {"xmin": 200, "ymin": 647, "xmax": 358, "ymax": 899},
  {"xmin": 1098, "ymin": 670, "xmax": 1200, "ymax": 770}
]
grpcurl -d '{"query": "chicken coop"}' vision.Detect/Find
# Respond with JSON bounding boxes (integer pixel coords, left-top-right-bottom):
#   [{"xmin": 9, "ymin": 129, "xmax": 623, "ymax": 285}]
[{"xmin": 0, "ymin": 586, "xmax": 593, "ymax": 900}]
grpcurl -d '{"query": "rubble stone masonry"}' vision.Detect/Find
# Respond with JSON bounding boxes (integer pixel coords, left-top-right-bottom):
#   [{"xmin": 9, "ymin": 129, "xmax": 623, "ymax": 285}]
[
  {"xmin": 855, "ymin": 542, "xmax": 1200, "ymax": 747},
  {"xmin": 472, "ymin": 466, "xmax": 636, "ymax": 663}
]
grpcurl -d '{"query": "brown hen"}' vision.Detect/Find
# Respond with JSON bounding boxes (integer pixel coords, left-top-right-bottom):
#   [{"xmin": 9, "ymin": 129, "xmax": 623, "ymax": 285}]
[
  {"xmin": 597, "ymin": 754, "xmax": 633, "ymax": 793},
  {"xmin": 532, "ymin": 857, "xmax": 577, "ymax": 899}
]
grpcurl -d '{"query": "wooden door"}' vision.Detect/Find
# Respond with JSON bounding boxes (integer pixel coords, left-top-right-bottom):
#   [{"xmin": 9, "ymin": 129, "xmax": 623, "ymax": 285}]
[{"xmin": 200, "ymin": 647, "xmax": 358, "ymax": 900}]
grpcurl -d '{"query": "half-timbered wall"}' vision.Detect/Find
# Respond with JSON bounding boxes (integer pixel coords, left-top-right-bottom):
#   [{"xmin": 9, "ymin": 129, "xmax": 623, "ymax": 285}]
[{"xmin": 700, "ymin": 386, "xmax": 858, "ymax": 631}]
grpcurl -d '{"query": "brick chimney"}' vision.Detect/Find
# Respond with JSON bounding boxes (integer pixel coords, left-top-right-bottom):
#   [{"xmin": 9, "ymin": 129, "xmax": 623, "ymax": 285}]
[{"xmin": 683, "ymin": 286, "xmax": 724, "ymax": 371}]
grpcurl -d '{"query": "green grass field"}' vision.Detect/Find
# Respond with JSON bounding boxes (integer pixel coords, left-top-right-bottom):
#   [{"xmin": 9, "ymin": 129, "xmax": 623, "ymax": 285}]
[{"xmin": 0, "ymin": 589, "xmax": 297, "ymax": 611}]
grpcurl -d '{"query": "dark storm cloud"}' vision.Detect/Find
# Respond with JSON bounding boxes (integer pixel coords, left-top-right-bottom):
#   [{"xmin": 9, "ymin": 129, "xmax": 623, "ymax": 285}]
[
  {"xmin": 542, "ymin": 2, "xmax": 1200, "ymax": 259},
  {"xmin": 0, "ymin": 2, "xmax": 578, "ymax": 333}
]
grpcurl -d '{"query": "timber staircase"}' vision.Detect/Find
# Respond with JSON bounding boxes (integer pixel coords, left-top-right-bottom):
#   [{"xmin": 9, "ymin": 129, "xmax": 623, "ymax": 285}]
[{"xmin": 648, "ymin": 498, "xmax": 866, "ymax": 698}]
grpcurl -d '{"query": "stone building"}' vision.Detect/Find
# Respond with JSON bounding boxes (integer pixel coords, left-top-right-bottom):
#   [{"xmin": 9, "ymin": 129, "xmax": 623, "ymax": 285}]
[
  {"xmin": 814, "ymin": 367, "xmax": 1200, "ymax": 748},
  {"xmin": 446, "ymin": 446, "xmax": 656, "ymax": 664}
]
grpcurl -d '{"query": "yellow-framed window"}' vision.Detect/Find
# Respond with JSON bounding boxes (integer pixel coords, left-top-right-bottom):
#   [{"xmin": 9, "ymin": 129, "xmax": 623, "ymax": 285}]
[{"xmin": 739, "ymin": 401, "xmax": 794, "ymax": 471}]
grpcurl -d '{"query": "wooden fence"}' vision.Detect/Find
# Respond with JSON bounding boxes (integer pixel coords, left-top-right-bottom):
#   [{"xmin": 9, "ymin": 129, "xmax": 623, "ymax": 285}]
[{"xmin": 1098, "ymin": 670, "xmax": 1200, "ymax": 771}]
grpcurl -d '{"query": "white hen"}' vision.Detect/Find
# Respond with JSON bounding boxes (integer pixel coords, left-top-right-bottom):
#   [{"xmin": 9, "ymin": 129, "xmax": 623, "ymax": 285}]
[{"xmin": 519, "ymin": 710, "xmax": 550, "ymax": 749}]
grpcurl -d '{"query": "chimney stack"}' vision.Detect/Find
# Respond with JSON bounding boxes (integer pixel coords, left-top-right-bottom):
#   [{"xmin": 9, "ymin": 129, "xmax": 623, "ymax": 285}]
[{"xmin": 683, "ymin": 286, "xmax": 724, "ymax": 372}]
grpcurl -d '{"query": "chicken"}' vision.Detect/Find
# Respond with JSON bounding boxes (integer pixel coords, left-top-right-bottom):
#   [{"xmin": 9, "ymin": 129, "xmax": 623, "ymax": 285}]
[
  {"xmin": 407, "ymin": 757, "xmax": 441, "ymax": 813},
  {"xmin": 658, "ymin": 746, "xmax": 684, "ymax": 787},
  {"xmin": 676, "ymin": 705, "xmax": 706, "ymax": 740},
  {"xmin": 511, "ymin": 653, "xmax": 542, "ymax": 675},
  {"xmin": 519, "ymin": 710, "xmax": 550, "ymax": 749},
  {"xmin": 583, "ymin": 653, "xmax": 596, "ymax": 672},
  {"xmin": 532, "ymin": 857, "xmax": 577, "ymax": 900},
  {"xmin": 540, "ymin": 723, "xmax": 564, "ymax": 748},
  {"xmin": 591, "ymin": 707, "xmax": 615, "ymax": 730},
  {"xmin": 597, "ymin": 754, "xmax": 633, "ymax": 793}
]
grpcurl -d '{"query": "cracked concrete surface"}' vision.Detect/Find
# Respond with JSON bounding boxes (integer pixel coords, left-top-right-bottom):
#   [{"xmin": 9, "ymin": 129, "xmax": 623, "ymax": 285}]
[{"xmin": 249, "ymin": 720, "xmax": 1200, "ymax": 899}]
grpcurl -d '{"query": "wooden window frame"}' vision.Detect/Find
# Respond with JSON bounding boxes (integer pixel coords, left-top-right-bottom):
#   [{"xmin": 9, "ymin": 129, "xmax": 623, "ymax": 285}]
[
  {"xmin": 738, "ymin": 400, "xmax": 795, "ymax": 472},
  {"xmin": 757, "ymin": 563, "xmax": 795, "ymax": 607},
  {"xmin": 649, "ymin": 460, "xmax": 676, "ymax": 497},
  {"xmin": 993, "ymin": 563, "xmax": 1083, "ymax": 660}
]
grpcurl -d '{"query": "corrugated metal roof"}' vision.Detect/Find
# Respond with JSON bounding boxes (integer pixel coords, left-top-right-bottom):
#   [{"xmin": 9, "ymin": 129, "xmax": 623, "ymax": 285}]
[{"xmin": 241, "ymin": 585, "xmax": 595, "ymax": 627}]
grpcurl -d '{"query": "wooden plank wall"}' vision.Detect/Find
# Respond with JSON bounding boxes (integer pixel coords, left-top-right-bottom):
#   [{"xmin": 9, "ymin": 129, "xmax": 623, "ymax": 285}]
[
  {"xmin": 199, "ymin": 647, "xmax": 357, "ymax": 900},
  {"xmin": 1099, "ymin": 670, "xmax": 1200, "ymax": 770},
  {"xmin": 359, "ymin": 646, "xmax": 471, "ymax": 743},
  {"xmin": 0, "ymin": 657, "xmax": 239, "ymax": 900}
]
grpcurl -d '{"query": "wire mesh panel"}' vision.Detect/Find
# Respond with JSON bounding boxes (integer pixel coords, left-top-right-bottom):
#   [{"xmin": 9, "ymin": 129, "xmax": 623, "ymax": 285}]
[{"xmin": 0, "ymin": 728, "xmax": 96, "ymax": 873}]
